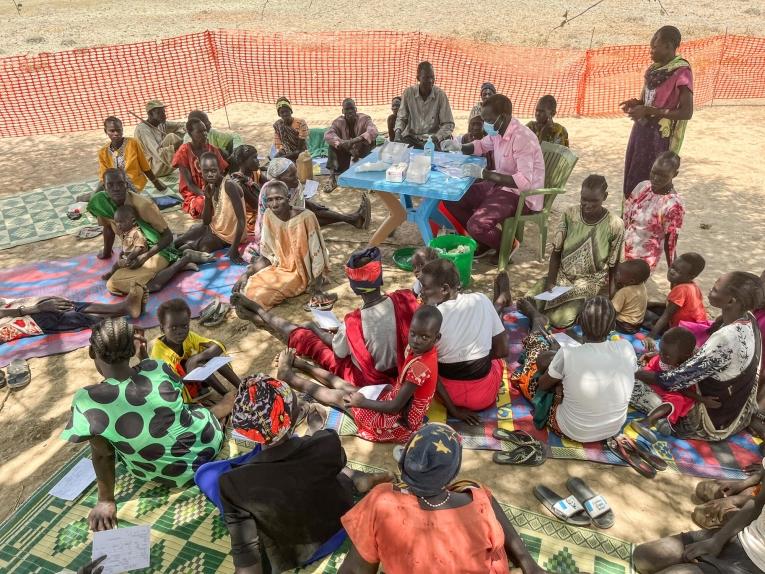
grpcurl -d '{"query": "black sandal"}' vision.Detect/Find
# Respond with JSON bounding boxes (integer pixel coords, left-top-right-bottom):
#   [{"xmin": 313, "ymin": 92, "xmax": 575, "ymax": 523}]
[
  {"xmin": 566, "ymin": 477, "xmax": 615, "ymax": 529},
  {"xmin": 493, "ymin": 444, "xmax": 546, "ymax": 466},
  {"xmin": 533, "ymin": 485, "xmax": 591, "ymax": 526}
]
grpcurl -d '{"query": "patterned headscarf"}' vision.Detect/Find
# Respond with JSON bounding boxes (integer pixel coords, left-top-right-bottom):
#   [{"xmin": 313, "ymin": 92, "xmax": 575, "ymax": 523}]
[
  {"xmin": 232, "ymin": 374, "xmax": 295, "ymax": 445},
  {"xmin": 399, "ymin": 423, "xmax": 462, "ymax": 497},
  {"xmin": 345, "ymin": 247, "xmax": 383, "ymax": 294},
  {"xmin": 266, "ymin": 157, "xmax": 294, "ymax": 180},
  {"xmin": 276, "ymin": 96, "xmax": 292, "ymax": 112}
]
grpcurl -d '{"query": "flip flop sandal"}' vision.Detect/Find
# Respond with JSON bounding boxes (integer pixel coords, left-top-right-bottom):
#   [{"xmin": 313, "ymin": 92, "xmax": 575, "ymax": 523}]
[
  {"xmin": 201, "ymin": 302, "xmax": 231, "ymax": 327},
  {"xmin": 492, "ymin": 428, "xmax": 540, "ymax": 447},
  {"xmin": 692, "ymin": 499, "xmax": 740, "ymax": 530},
  {"xmin": 655, "ymin": 417, "xmax": 673, "ymax": 437},
  {"xmin": 533, "ymin": 485, "xmax": 592, "ymax": 526},
  {"xmin": 492, "ymin": 444, "xmax": 546, "ymax": 466},
  {"xmin": 629, "ymin": 419, "xmax": 658, "ymax": 444},
  {"xmin": 606, "ymin": 436, "xmax": 656, "ymax": 479},
  {"xmin": 566, "ymin": 477, "xmax": 615, "ymax": 529},
  {"xmin": 76, "ymin": 225, "xmax": 103, "ymax": 240},
  {"xmin": 7, "ymin": 359, "xmax": 31, "ymax": 390},
  {"xmin": 303, "ymin": 294, "xmax": 338, "ymax": 312},
  {"xmin": 695, "ymin": 480, "xmax": 728, "ymax": 504},
  {"xmin": 630, "ymin": 437, "xmax": 668, "ymax": 471},
  {"xmin": 199, "ymin": 299, "xmax": 223, "ymax": 324}
]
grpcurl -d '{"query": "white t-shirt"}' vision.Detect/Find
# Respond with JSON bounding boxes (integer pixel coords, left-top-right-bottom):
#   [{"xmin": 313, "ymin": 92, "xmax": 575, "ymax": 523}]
[
  {"xmin": 548, "ymin": 339, "xmax": 637, "ymax": 443},
  {"xmin": 437, "ymin": 293, "xmax": 505, "ymax": 363},
  {"xmin": 739, "ymin": 459, "xmax": 765, "ymax": 570}
]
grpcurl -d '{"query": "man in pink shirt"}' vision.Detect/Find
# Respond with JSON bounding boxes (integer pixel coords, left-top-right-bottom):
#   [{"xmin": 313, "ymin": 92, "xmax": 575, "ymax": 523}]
[
  {"xmin": 325, "ymin": 98, "xmax": 379, "ymax": 190},
  {"xmin": 442, "ymin": 94, "xmax": 545, "ymax": 257}
]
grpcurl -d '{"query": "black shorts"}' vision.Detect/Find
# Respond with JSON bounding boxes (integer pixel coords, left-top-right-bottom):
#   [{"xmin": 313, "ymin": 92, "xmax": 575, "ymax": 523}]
[
  {"xmin": 681, "ymin": 530, "xmax": 764, "ymax": 574},
  {"xmin": 31, "ymin": 302, "xmax": 100, "ymax": 333}
]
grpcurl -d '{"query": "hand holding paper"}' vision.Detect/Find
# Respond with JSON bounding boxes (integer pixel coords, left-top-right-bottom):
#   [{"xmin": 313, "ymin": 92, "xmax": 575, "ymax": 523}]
[
  {"xmin": 184, "ymin": 356, "xmax": 232, "ymax": 381},
  {"xmin": 534, "ymin": 285, "xmax": 573, "ymax": 302}
]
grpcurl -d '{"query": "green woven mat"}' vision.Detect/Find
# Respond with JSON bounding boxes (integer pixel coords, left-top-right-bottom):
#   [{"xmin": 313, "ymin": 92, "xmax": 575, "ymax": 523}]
[
  {"xmin": 0, "ymin": 447, "xmax": 633, "ymax": 573},
  {"xmin": 0, "ymin": 176, "xmax": 181, "ymax": 251}
]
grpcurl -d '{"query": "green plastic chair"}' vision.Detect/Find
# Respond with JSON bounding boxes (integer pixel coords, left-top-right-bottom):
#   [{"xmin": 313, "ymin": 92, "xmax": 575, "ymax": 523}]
[
  {"xmin": 497, "ymin": 141, "xmax": 579, "ymax": 270},
  {"xmin": 307, "ymin": 127, "xmax": 329, "ymax": 158}
]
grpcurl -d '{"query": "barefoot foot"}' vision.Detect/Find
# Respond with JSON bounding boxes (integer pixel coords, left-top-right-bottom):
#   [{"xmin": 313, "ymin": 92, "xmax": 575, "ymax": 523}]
[
  {"xmin": 126, "ymin": 285, "xmax": 145, "ymax": 319},
  {"xmin": 493, "ymin": 269, "xmax": 512, "ymax": 312},
  {"xmin": 235, "ymin": 304, "xmax": 262, "ymax": 325},
  {"xmin": 276, "ymin": 348, "xmax": 297, "ymax": 382}
]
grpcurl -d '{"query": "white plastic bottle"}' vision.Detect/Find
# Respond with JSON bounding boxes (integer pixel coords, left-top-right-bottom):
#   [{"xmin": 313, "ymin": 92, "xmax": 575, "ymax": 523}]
[{"xmin": 423, "ymin": 135, "xmax": 435, "ymax": 161}]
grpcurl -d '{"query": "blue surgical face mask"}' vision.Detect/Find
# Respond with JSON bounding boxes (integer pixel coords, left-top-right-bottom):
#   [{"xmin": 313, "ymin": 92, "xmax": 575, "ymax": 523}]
[{"xmin": 483, "ymin": 115, "xmax": 501, "ymax": 136}]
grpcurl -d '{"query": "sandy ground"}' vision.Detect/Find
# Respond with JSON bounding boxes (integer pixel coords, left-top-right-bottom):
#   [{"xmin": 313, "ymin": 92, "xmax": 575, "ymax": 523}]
[
  {"xmin": 2, "ymin": 0, "xmax": 765, "ymax": 55},
  {"xmin": 1, "ymin": 101, "xmax": 765, "ymax": 555}
]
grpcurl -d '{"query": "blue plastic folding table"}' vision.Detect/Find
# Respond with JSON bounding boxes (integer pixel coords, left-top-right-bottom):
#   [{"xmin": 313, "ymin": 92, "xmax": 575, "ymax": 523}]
[{"xmin": 337, "ymin": 150, "xmax": 487, "ymax": 245}]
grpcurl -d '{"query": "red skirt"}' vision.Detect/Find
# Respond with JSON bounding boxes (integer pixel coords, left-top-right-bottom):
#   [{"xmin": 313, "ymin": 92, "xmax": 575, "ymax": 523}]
[
  {"xmin": 287, "ymin": 327, "xmax": 393, "ymax": 388},
  {"xmin": 440, "ymin": 358, "xmax": 504, "ymax": 411}
]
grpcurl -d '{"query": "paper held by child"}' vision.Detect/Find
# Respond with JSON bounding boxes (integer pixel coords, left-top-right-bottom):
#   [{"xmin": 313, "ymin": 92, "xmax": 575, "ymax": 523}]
[
  {"xmin": 49, "ymin": 458, "xmax": 96, "ymax": 500},
  {"xmin": 311, "ymin": 308, "xmax": 341, "ymax": 330},
  {"xmin": 356, "ymin": 384, "xmax": 389, "ymax": 401},
  {"xmin": 92, "ymin": 525, "xmax": 151, "ymax": 574},
  {"xmin": 551, "ymin": 332, "xmax": 582, "ymax": 348},
  {"xmin": 534, "ymin": 286, "xmax": 573, "ymax": 302},
  {"xmin": 184, "ymin": 356, "xmax": 232, "ymax": 381}
]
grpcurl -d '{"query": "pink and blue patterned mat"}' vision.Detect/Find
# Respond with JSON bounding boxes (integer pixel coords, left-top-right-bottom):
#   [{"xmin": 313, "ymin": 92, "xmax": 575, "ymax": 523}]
[{"xmin": 0, "ymin": 253, "xmax": 242, "ymax": 367}]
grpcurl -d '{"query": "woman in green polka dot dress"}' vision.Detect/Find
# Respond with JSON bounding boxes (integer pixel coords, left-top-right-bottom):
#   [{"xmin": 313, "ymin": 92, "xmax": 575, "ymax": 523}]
[{"xmin": 61, "ymin": 317, "xmax": 235, "ymax": 531}]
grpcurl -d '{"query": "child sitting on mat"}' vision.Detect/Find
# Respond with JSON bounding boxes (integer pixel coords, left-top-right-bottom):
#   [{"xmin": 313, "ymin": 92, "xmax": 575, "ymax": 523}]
[
  {"xmin": 101, "ymin": 205, "xmax": 149, "ymax": 281},
  {"xmin": 645, "ymin": 252, "xmax": 708, "ymax": 338},
  {"xmin": 149, "ymin": 298, "xmax": 241, "ymax": 402},
  {"xmin": 631, "ymin": 326, "xmax": 718, "ymax": 437},
  {"xmin": 612, "ymin": 259, "xmax": 650, "ymax": 334},
  {"xmin": 275, "ymin": 305, "xmax": 442, "ymax": 443},
  {"xmin": 411, "ymin": 246, "xmax": 439, "ymax": 298}
]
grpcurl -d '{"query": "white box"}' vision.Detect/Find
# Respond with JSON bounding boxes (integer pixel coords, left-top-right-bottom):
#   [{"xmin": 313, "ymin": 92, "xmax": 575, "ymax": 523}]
[
  {"xmin": 407, "ymin": 155, "xmax": 431, "ymax": 184},
  {"xmin": 386, "ymin": 162, "xmax": 408, "ymax": 183}
]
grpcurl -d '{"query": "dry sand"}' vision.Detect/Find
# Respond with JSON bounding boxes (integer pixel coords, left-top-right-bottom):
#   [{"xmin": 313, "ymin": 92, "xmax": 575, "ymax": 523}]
[
  {"xmin": 1, "ymin": 0, "xmax": 765, "ymax": 560},
  {"xmin": 2, "ymin": 0, "xmax": 765, "ymax": 55}
]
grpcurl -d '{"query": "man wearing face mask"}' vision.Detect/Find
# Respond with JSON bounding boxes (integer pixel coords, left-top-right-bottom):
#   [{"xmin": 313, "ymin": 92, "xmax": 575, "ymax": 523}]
[
  {"xmin": 394, "ymin": 61, "xmax": 454, "ymax": 149},
  {"xmin": 441, "ymin": 94, "xmax": 544, "ymax": 258},
  {"xmin": 325, "ymin": 98, "xmax": 379, "ymax": 190}
]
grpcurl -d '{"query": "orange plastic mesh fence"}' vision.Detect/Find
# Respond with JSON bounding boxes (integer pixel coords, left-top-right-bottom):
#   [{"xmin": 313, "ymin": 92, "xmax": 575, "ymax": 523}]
[{"xmin": 1, "ymin": 30, "xmax": 764, "ymax": 138}]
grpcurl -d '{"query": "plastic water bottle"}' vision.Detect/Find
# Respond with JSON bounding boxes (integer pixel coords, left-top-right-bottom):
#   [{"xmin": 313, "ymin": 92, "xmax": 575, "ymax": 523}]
[{"xmin": 423, "ymin": 135, "xmax": 435, "ymax": 161}]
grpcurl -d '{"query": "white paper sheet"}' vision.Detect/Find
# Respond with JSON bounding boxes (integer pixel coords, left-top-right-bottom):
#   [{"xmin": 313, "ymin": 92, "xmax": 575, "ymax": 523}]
[
  {"xmin": 533, "ymin": 285, "xmax": 573, "ymax": 302},
  {"xmin": 357, "ymin": 384, "xmax": 389, "ymax": 401},
  {"xmin": 49, "ymin": 458, "xmax": 96, "ymax": 501},
  {"xmin": 551, "ymin": 332, "xmax": 582, "ymax": 348},
  {"xmin": 303, "ymin": 179, "xmax": 320, "ymax": 199},
  {"xmin": 92, "ymin": 525, "xmax": 151, "ymax": 574},
  {"xmin": 311, "ymin": 308, "xmax": 341, "ymax": 330},
  {"xmin": 184, "ymin": 356, "xmax": 232, "ymax": 381}
]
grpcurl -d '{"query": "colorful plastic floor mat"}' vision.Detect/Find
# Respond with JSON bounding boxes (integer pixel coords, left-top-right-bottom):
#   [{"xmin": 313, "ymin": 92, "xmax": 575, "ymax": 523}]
[
  {"xmin": 0, "ymin": 447, "xmax": 634, "ymax": 573},
  {"xmin": 0, "ymin": 177, "xmax": 180, "ymax": 251},
  {"xmin": 0, "ymin": 252, "xmax": 242, "ymax": 367},
  {"xmin": 324, "ymin": 308, "xmax": 762, "ymax": 479}
]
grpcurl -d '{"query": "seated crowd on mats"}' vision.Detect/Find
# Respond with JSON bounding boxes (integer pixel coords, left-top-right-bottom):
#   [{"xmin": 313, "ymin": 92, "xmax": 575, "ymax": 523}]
[{"xmin": 6, "ymin": 24, "xmax": 765, "ymax": 574}]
